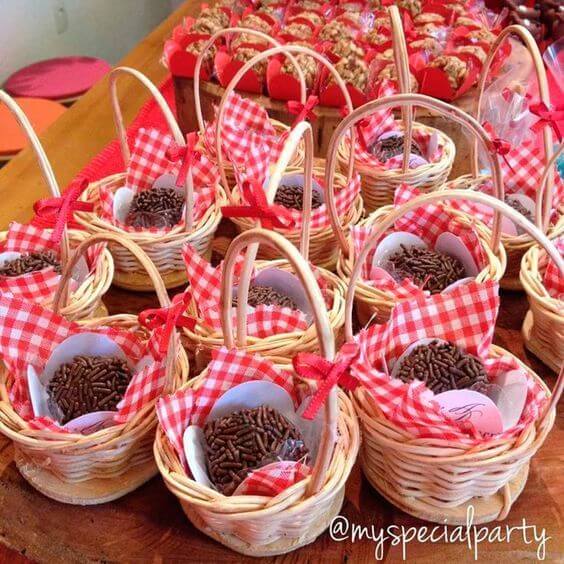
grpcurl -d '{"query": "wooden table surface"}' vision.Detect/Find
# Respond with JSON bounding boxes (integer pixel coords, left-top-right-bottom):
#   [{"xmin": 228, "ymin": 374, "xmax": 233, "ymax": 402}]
[{"xmin": 0, "ymin": 2, "xmax": 562, "ymax": 563}]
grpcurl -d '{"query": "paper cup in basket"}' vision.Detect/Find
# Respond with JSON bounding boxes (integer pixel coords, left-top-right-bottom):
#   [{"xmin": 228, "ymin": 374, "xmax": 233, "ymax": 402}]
[
  {"xmin": 0, "ymin": 91, "xmax": 113, "ymax": 321},
  {"xmin": 154, "ymin": 227, "xmax": 360, "ymax": 557},
  {"xmin": 446, "ymin": 25, "xmax": 564, "ymax": 291},
  {"xmin": 328, "ymin": 93, "xmax": 506, "ymax": 325},
  {"xmin": 344, "ymin": 190, "xmax": 563, "ymax": 525},
  {"xmin": 0, "ymin": 233, "xmax": 189, "ymax": 505},
  {"xmin": 336, "ymin": 6, "xmax": 455, "ymax": 212},
  {"xmin": 75, "ymin": 66, "xmax": 225, "ymax": 291}
]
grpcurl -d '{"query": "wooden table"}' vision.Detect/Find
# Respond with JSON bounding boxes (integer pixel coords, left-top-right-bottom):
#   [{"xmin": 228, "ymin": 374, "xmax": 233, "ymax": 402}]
[{"xmin": 0, "ymin": 2, "xmax": 562, "ymax": 562}]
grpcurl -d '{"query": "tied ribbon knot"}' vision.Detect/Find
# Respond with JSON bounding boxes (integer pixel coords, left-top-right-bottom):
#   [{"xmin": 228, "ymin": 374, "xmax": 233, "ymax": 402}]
[
  {"xmin": 32, "ymin": 177, "xmax": 93, "ymax": 243},
  {"xmin": 139, "ymin": 292, "xmax": 196, "ymax": 358},
  {"xmin": 483, "ymin": 122, "xmax": 514, "ymax": 172},
  {"xmin": 287, "ymin": 96, "xmax": 319, "ymax": 128},
  {"xmin": 221, "ymin": 180, "xmax": 296, "ymax": 230},
  {"xmin": 340, "ymin": 106, "xmax": 373, "ymax": 152},
  {"xmin": 529, "ymin": 102, "xmax": 564, "ymax": 142},
  {"xmin": 166, "ymin": 132, "xmax": 201, "ymax": 188},
  {"xmin": 293, "ymin": 343, "xmax": 360, "ymax": 420}
]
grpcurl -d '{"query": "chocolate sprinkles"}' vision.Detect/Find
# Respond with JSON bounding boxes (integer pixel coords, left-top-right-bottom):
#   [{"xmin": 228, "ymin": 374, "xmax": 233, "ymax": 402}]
[
  {"xmin": 125, "ymin": 187, "xmax": 185, "ymax": 229},
  {"xmin": 47, "ymin": 355, "xmax": 132, "ymax": 424},
  {"xmin": 369, "ymin": 134, "xmax": 423, "ymax": 162},
  {"xmin": 0, "ymin": 251, "xmax": 61, "ymax": 277},
  {"xmin": 274, "ymin": 184, "xmax": 323, "ymax": 211},
  {"xmin": 232, "ymin": 285, "xmax": 298, "ymax": 310},
  {"xmin": 505, "ymin": 197, "xmax": 533, "ymax": 223},
  {"xmin": 396, "ymin": 340, "xmax": 489, "ymax": 394},
  {"xmin": 204, "ymin": 406, "xmax": 309, "ymax": 495},
  {"xmin": 387, "ymin": 244, "xmax": 466, "ymax": 294}
]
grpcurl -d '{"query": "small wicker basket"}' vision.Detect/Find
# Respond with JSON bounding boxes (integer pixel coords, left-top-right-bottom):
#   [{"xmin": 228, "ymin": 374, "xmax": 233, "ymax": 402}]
[
  {"xmin": 521, "ymin": 144, "xmax": 564, "ymax": 372},
  {"xmin": 0, "ymin": 90, "xmax": 113, "ymax": 321},
  {"xmin": 336, "ymin": 6, "xmax": 455, "ymax": 212},
  {"xmin": 458, "ymin": 24, "xmax": 563, "ymax": 291},
  {"xmin": 0, "ymin": 233, "xmax": 189, "ymax": 505},
  {"xmin": 75, "ymin": 66, "xmax": 224, "ymax": 291},
  {"xmin": 155, "ymin": 227, "xmax": 360, "ymax": 556},
  {"xmin": 328, "ymin": 93, "xmax": 506, "ymax": 325},
  {"xmin": 193, "ymin": 27, "xmax": 307, "ymax": 195},
  {"xmin": 345, "ymin": 190, "xmax": 563, "ymax": 524}
]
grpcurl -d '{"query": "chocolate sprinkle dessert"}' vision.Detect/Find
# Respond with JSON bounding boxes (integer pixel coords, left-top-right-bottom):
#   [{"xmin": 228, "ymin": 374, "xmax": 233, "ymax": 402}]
[
  {"xmin": 47, "ymin": 355, "xmax": 132, "ymax": 424},
  {"xmin": 387, "ymin": 244, "xmax": 466, "ymax": 294},
  {"xmin": 232, "ymin": 285, "xmax": 298, "ymax": 310},
  {"xmin": 396, "ymin": 340, "xmax": 489, "ymax": 394},
  {"xmin": 505, "ymin": 197, "xmax": 534, "ymax": 223},
  {"xmin": 125, "ymin": 187, "xmax": 185, "ymax": 229},
  {"xmin": 274, "ymin": 184, "xmax": 323, "ymax": 211},
  {"xmin": 369, "ymin": 134, "xmax": 423, "ymax": 162},
  {"xmin": 204, "ymin": 406, "xmax": 309, "ymax": 495},
  {"xmin": 0, "ymin": 251, "xmax": 61, "ymax": 277}
]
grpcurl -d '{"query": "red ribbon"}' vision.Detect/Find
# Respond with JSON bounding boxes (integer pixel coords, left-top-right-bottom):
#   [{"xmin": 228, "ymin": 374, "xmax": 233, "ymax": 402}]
[
  {"xmin": 32, "ymin": 177, "xmax": 93, "ymax": 243},
  {"xmin": 293, "ymin": 343, "xmax": 360, "ymax": 420},
  {"xmin": 483, "ymin": 122, "xmax": 514, "ymax": 172},
  {"xmin": 340, "ymin": 106, "xmax": 372, "ymax": 152},
  {"xmin": 529, "ymin": 102, "xmax": 564, "ymax": 142},
  {"xmin": 139, "ymin": 292, "xmax": 196, "ymax": 358},
  {"xmin": 221, "ymin": 180, "xmax": 296, "ymax": 230},
  {"xmin": 287, "ymin": 95, "xmax": 319, "ymax": 128},
  {"xmin": 166, "ymin": 132, "xmax": 200, "ymax": 188}
]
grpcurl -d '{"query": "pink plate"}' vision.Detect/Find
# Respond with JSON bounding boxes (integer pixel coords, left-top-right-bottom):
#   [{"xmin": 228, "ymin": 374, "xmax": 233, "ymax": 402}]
[{"xmin": 4, "ymin": 56, "xmax": 111, "ymax": 101}]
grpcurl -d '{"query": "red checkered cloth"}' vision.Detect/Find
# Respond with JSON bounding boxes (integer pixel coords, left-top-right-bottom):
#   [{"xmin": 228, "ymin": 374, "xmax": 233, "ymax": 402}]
[
  {"xmin": 349, "ymin": 280, "xmax": 548, "ymax": 443},
  {"xmin": 182, "ymin": 244, "xmax": 331, "ymax": 337},
  {"xmin": 543, "ymin": 236, "xmax": 564, "ymax": 301},
  {"xmin": 203, "ymin": 91, "xmax": 284, "ymax": 183},
  {"xmin": 156, "ymin": 347, "xmax": 311, "ymax": 496},
  {"xmin": 350, "ymin": 184, "xmax": 487, "ymax": 299},
  {"xmin": 0, "ymin": 294, "xmax": 167, "ymax": 432},
  {"xmin": 98, "ymin": 127, "xmax": 219, "ymax": 234}
]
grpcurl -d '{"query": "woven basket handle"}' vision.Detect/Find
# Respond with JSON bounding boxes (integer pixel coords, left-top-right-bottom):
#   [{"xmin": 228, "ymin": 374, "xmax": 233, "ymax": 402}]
[
  {"xmin": 217, "ymin": 44, "xmax": 356, "ymax": 198},
  {"xmin": 52, "ymin": 232, "xmax": 177, "ymax": 388},
  {"xmin": 470, "ymin": 25, "xmax": 554, "ymax": 231},
  {"xmin": 389, "ymin": 5, "xmax": 414, "ymax": 174},
  {"xmin": 325, "ymin": 93, "xmax": 506, "ymax": 257},
  {"xmin": 193, "ymin": 27, "xmax": 301, "ymax": 134},
  {"xmin": 221, "ymin": 227, "xmax": 336, "ymax": 496},
  {"xmin": 344, "ymin": 189, "xmax": 564, "ymax": 420},
  {"xmin": 109, "ymin": 67, "xmax": 197, "ymax": 232},
  {"xmin": 0, "ymin": 90, "xmax": 70, "ymax": 267},
  {"xmin": 535, "ymin": 142, "xmax": 564, "ymax": 232}
]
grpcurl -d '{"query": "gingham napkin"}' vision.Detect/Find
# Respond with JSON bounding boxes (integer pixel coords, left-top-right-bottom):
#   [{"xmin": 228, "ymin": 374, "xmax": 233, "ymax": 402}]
[
  {"xmin": 98, "ymin": 127, "xmax": 219, "ymax": 234},
  {"xmin": 543, "ymin": 236, "xmax": 564, "ymax": 301},
  {"xmin": 350, "ymin": 280, "xmax": 548, "ymax": 443},
  {"xmin": 156, "ymin": 347, "xmax": 311, "ymax": 496},
  {"xmin": 182, "ymin": 244, "xmax": 331, "ymax": 337},
  {"xmin": 203, "ymin": 91, "xmax": 285, "ymax": 182},
  {"xmin": 351, "ymin": 183, "xmax": 486, "ymax": 299},
  {"xmin": 0, "ymin": 294, "xmax": 168, "ymax": 433}
]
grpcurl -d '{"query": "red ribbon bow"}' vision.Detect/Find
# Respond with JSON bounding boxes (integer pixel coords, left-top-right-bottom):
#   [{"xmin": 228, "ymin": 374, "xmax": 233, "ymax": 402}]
[
  {"xmin": 293, "ymin": 343, "xmax": 360, "ymax": 420},
  {"xmin": 529, "ymin": 102, "xmax": 564, "ymax": 142},
  {"xmin": 339, "ymin": 106, "xmax": 373, "ymax": 152},
  {"xmin": 483, "ymin": 122, "xmax": 515, "ymax": 172},
  {"xmin": 139, "ymin": 292, "xmax": 196, "ymax": 358},
  {"xmin": 32, "ymin": 177, "xmax": 93, "ymax": 243},
  {"xmin": 166, "ymin": 132, "xmax": 201, "ymax": 188},
  {"xmin": 287, "ymin": 95, "xmax": 319, "ymax": 128},
  {"xmin": 221, "ymin": 180, "xmax": 296, "ymax": 230}
]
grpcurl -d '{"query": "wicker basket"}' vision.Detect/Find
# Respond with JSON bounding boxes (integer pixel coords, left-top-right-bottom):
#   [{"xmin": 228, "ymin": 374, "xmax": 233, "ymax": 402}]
[
  {"xmin": 520, "ymin": 144, "xmax": 564, "ymax": 372},
  {"xmin": 327, "ymin": 93, "xmax": 507, "ymax": 325},
  {"xmin": 345, "ymin": 190, "xmax": 564, "ymax": 524},
  {"xmin": 0, "ymin": 233, "xmax": 189, "ymax": 505},
  {"xmin": 155, "ymin": 227, "xmax": 360, "ymax": 556},
  {"xmin": 458, "ymin": 24, "xmax": 563, "ymax": 291},
  {"xmin": 75, "ymin": 66, "xmax": 224, "ymax": 292},
  {"xmin": 193, "ymin": 27, "xmax": 308, "ymax": 196},
  {"xmin": 0, "ymin": 90, "xmax": 113, "ymax": 321},
  {"xmin": 336, "ymin": 6, "xmax": 455, "ymax": 213}
]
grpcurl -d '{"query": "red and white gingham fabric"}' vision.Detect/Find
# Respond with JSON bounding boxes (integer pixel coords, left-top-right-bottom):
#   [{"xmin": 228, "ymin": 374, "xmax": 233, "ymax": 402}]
[
  {"xmin": 98, "ymin": 127, "xmax": 219, "ymax": 234},
  {"xmin": 204, "ymin": 91, "xmax": 284, "ymax": 183},
  {"xmin": 350, "ymin": 280, "xmax": 548, "ymax": 443},
  {"xmin": 0, "ymin": 294, "xmax": 167, "ymax": 433},
  {"xmin": 543, "ymin": 236, "xmax": 564, "ymax": 301},
  {"xmin": 182, "ymin": 244, "xmax": 331, "ymax": 337},
  {"xmin": 156, "ymin": 347, "xmax": 311, "ymax": 496},
  {"xmin": 351, "ymin": 184, "xmax": 487, "ymax": 299}
]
